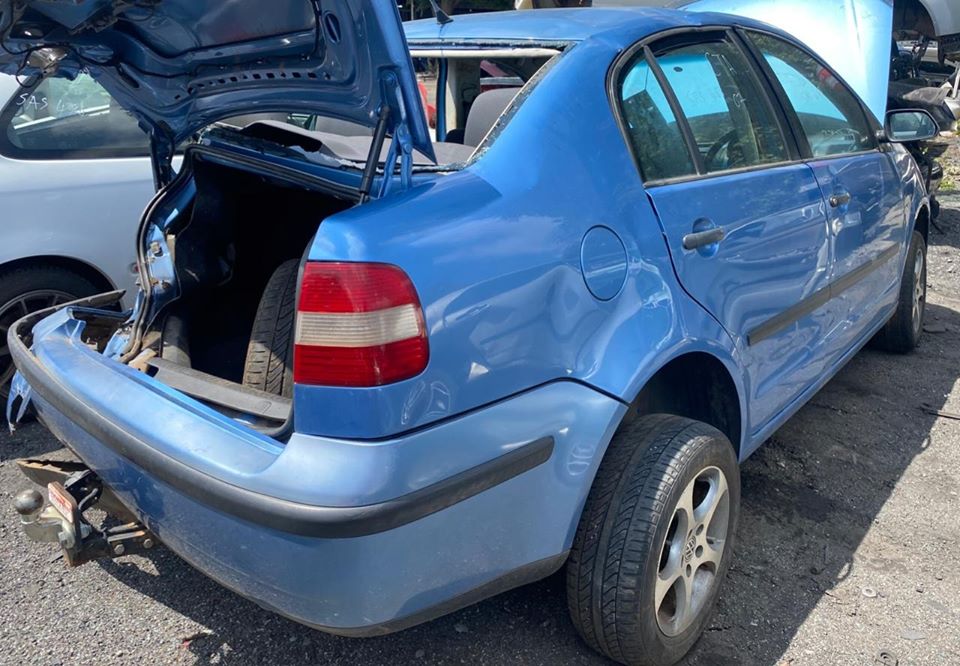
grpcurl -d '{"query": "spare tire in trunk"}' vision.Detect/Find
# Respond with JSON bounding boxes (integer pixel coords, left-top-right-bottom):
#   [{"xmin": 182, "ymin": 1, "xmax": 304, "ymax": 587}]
[{"xmin": 242, "ymin": 259, "xmax": 299, "ymax": 398}]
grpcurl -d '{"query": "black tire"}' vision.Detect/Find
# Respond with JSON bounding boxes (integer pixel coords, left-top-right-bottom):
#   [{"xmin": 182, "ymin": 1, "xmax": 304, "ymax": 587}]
[
  {"xmin": 0, "ymin": 264, "xmax": 102, "ymax": 399},
  {"xmin": 242, "ymin": 259, "xmax": 299, "ymax": 398},
  {"xmin": 567, "ymin": 414, "xmax": 740, "ymax": 666},
  {"xmin": 874, "ymin": 230, "xmax": 926, "ymax": 354}
]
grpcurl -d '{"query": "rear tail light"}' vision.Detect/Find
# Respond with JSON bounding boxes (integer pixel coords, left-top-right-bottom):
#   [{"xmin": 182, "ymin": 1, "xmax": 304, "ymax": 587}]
[{"xmin": 293, "ymin": 262, "xmax": 429, "ymax": 387}]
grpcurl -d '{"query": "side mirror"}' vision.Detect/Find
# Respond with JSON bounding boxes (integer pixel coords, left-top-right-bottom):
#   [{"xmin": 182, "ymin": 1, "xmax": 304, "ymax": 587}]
[{"xmin": 884, "ymin": 109, "xmax": 939, "ymax": 143}]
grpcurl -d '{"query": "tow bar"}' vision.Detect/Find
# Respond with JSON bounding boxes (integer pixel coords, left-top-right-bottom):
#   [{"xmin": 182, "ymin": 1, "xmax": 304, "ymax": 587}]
[{"xmin": 13, "ymin": 459, "xmax": 156, "ymax": 566}]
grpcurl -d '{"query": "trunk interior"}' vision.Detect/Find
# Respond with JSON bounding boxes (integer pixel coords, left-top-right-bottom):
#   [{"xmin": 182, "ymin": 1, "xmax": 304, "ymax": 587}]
[{"xmin": 142, "ymin": 154, "xmax": 355, "ymax": 429}]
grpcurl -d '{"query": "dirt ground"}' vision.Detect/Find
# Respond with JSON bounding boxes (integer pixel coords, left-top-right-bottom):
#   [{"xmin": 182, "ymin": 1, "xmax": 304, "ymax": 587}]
[{"xmin": 2, "ymin": 164, "xmax": 960, "ymax": 666}]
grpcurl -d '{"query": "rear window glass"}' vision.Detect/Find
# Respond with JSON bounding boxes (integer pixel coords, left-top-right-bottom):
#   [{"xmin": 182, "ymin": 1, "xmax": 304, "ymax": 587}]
[{"xmin": 413, "ymin": 54, "xmax": 550, "ymax": 147}]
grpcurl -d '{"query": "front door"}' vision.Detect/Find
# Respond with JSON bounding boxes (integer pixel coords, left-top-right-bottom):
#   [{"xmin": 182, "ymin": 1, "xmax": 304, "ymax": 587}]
[{"xmin": 745, "ymin": 30, "xmax": 908, "ymax": 359}]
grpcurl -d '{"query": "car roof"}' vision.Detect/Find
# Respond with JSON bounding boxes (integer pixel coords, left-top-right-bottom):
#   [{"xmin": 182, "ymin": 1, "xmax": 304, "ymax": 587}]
[{"xmin": 403, "ymin": 7, "xmax": 749, "ymax": 46}]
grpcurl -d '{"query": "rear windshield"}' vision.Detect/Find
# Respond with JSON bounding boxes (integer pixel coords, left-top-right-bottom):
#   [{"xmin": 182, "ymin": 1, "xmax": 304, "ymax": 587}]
[
  {"xmin": 413, "ymin": 52, "xmax": 553, "ymax": 148},
  {"xmin": 205, "ymin": 49, "xmax": 558, "ymax": 170}
]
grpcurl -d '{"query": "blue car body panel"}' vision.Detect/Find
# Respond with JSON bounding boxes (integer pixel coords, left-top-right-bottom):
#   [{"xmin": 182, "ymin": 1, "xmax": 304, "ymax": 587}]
[
  {"xmin": 6, "ymin": 7, "xmax": 928, "ymax": 635},
  {"xmin": 296, "ymin": 32, "xmax": 750, "ymax": 443},
  {"xmin": 26, "ymin": 308, "xmax": 621, "ymax": 510},
  {"xmin": 648, "ymin": 164, "xmax": 833, "ymax": 430}
]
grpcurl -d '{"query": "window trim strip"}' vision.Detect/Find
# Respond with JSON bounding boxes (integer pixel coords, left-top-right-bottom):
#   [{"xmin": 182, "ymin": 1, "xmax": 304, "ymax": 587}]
[{"xmin": 641, "ymin": 44, "xmax": 705, "ymax": 176}]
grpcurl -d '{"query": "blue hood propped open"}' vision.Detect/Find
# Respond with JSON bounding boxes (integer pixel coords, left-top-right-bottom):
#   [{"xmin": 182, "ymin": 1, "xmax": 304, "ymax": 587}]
[{"xmin": 0, "ymin": 0, "xmax": 434, "ymax": 162}]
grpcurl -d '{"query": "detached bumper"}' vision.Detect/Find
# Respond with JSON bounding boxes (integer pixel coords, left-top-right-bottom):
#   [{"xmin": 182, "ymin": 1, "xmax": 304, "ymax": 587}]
[{"xmin": 7, "ymin": 298, "xmax": 626, "ymax": 634}]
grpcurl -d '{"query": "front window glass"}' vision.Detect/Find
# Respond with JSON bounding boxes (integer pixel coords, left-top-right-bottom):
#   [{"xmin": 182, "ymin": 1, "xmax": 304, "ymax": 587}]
[
  {"xmin": 747, "ymin": 32, "xmax": 874, "ymax": 157},
  {"xmin": 654, "ymin": 37, "xmax": 789, "ymax": 173}
]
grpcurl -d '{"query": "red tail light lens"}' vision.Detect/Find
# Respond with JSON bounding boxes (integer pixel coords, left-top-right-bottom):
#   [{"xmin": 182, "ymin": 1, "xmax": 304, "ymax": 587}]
[{"xmin": 293, "ymin": 262, "xmax": 429, "ymax": 387}]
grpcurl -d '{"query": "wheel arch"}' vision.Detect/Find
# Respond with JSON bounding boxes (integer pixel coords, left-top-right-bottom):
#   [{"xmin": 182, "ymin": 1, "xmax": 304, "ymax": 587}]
[
  {"xmin": 0, "ymin": 255, "xmax": 118, "ymax": 294},
  {"xmin": 620, "ymin": 350, "xmax": 745, "ymax": 459}
]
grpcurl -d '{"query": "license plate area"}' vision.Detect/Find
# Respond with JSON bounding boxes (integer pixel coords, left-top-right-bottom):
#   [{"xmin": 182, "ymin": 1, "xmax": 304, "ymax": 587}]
[
  {"xmin": 47, "ymin": 481, "xmax": 80, "ymax": 525},
  {"xmin": 45, "ymin": 481, "xmax": 85, "ymax": 564}
]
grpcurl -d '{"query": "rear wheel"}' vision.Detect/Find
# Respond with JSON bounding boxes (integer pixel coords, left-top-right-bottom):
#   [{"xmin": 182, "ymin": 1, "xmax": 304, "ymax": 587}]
[
  {"xmin": 874, "ymin": 230, "xmax": 926, "ymax": 354},
  {"xmin": 0, "ymin": 265, "xmax": 101, "ymax": 399},
  {"xmin": 567, "ymin": 414, "xmax": 740, "ymax": 666},
  {"xmin": 242, "ymin": 259, "xmax": 299, "ymax": 398}
]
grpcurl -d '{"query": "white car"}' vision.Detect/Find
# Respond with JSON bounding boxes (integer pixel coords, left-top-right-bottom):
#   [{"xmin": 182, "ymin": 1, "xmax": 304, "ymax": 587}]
[
  {"xmin": 0, "ymin": 71, "xmax": 366, "ymax": 398},
  {"xmin": 0, "ymin": 72, "xmax": 154, "ymax": 395}
]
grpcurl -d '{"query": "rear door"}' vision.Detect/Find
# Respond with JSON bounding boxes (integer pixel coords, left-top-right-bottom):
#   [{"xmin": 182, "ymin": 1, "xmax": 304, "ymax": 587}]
[
  {"xmin": 616, "ymin": 30, "xmax": 835, "ymax": 433},
  {"xmin": 744, "ymin": 30, "xmax": 907, "ymax": 356}
]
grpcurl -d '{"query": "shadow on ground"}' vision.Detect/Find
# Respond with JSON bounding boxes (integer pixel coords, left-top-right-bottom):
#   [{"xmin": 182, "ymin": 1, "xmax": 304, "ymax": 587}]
[{"xmin": 64, "ymin": 295, "xmax": 958, "ymax": 666}]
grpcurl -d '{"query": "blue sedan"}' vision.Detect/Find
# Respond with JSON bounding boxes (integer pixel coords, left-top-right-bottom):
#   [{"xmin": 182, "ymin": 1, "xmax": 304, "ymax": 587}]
[{"xmin": 2, "ymin": 2, "xmax": 936, "ymax": 664}]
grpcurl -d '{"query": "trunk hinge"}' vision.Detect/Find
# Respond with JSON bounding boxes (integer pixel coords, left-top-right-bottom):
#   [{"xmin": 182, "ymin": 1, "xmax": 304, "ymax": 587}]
[
  {"xmin": 149, "ymin": 129, "xmax": 175, "ymax": 191},
  {"xmin": 358, "ymin": 71, "xmax": 415, "ymax": 203},
  {"xmin": 378, "ymin": 119, "xmax": 413, "ymax": 199}
]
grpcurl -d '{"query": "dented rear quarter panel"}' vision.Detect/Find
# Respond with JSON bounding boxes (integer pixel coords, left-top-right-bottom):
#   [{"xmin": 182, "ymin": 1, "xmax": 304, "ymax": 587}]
[{"xmin": 298, "ymin": 36, "xmax": 748, "ymax": 447}]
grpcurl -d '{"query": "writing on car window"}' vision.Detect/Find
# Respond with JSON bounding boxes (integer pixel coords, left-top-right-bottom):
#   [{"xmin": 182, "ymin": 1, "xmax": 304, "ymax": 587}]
[{"xmin": 2, "ymin": 73, "xmax": 149, "ymax": 158}]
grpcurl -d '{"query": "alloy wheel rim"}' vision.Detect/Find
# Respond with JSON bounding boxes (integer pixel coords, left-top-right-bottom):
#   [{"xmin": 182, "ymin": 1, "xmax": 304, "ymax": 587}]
[
  {"xmin": 912, "ymin": 250, "xmax": 925, "ymax": 335},
  {"xmin": 655, "ymin": 465, "xmax": 730, "ymax": 637},
  {"xmin": 0, "ymin": 290, "xmax": 75, "ymax": 394}
]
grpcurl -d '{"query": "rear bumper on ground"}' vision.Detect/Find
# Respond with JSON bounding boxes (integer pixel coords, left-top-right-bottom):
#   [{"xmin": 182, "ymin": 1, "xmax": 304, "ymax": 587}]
[{"xmin": 8, "ymin": 299, "xmax": 626, "ymax": 634}]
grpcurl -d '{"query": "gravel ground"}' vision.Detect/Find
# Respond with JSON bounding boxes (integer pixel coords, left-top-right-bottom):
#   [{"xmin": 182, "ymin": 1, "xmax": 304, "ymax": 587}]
[{"xmin": 2, "ymin": 164, "xmax": 960, "ymax": 666}]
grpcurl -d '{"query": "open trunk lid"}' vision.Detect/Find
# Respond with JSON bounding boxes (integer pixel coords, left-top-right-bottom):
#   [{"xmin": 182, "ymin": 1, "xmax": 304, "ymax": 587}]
[{"xmin": 0, "ymin": 0, "xmax": 433, "ymax": 162}]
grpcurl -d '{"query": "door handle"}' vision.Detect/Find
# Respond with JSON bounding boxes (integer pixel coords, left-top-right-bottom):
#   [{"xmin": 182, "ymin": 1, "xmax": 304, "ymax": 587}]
[
  {"xmin": 829, "ymin": 192, "xmax": 851, "ymax": 208},
  {"xmin": 683, "ymin": 227, "xmax": 726, "ymax": 250}
]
